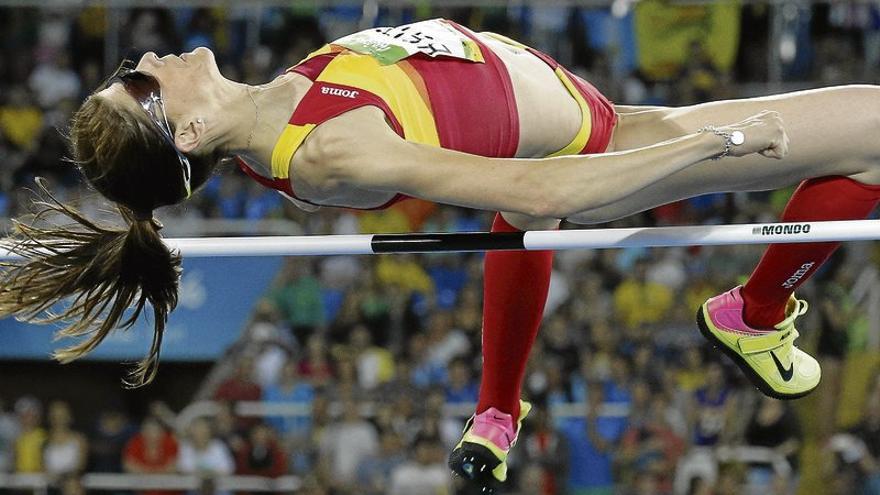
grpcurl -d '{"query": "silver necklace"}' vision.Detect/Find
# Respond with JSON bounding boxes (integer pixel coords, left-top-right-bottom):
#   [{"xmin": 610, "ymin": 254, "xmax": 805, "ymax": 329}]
[{"xmin": 245, "ymin": 86, "xmax": 259, "ymax": 150}]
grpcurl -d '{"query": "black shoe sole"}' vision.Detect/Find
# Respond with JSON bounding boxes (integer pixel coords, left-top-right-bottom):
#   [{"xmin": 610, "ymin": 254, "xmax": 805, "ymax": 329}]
[
  {"xmin": 448, "ymin": 442, "xmax": 503, "ymax": 494},
  {"xmin": 695, "ymin": 305, "xmax": 815, "ymax": 401}
]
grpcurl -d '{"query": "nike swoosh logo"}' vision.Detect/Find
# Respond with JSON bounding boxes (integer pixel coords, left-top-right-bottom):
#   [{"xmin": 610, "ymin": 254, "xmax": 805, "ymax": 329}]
[{"xmin": 770, "ymin": 351, "xmax": 794, "ymax": 381}]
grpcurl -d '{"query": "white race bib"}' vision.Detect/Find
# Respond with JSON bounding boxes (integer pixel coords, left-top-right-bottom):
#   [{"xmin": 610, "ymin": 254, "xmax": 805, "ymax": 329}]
[{"xmin": 332, "ymin": 19, "xmax": 483, "ymax": 65}]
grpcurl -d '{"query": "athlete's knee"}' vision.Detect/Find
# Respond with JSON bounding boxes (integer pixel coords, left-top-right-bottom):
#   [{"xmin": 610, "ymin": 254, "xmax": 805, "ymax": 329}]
[{"xmin": 500, "ymin": 211, "xmax": 561, "ymax": 230}]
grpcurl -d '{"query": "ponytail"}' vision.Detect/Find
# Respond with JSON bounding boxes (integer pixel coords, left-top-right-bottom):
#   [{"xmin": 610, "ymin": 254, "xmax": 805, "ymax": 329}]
[{"xmin": 0, "ymin": 183, "xmax": 181, "ymax": 387}]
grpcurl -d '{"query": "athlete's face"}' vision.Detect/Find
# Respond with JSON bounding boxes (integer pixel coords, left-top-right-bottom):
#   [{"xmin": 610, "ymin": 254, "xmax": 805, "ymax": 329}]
[
  {"xmin": 130, "ymin": 47, "xmax": 226, "ymax": 121},
  {"xmin": 98, "ymin": 47, "xmax": 235, "ymax": 162},
  {"xmin": 132, "ymin": 46, "xmax": 224, "ymax": 97},
  {"xmin": 98, "ymin": 47, "xmax": 225, "ymax": 128}
]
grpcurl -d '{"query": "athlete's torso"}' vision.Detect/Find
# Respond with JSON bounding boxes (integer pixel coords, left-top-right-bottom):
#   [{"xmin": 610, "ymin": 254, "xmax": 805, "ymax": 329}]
[
  {"xmin": 479, "ymin": 34, "xmax": 584, "ymax": 157},
  {"xmin": 237, "ymin": 19, "xmax": 613, "ymax": 210}
]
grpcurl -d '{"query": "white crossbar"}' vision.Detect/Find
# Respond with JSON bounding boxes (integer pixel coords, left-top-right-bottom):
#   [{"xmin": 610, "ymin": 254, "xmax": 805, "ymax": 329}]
[{"xmin": 0, "ymin": 219, "xmax": 877, "ymax": 259}]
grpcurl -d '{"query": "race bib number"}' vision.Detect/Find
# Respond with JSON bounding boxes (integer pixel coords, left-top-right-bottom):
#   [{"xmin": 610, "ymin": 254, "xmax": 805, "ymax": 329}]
[{"xmin": 332, "ymin": 19, "xmax": 484, "ymax": 65}]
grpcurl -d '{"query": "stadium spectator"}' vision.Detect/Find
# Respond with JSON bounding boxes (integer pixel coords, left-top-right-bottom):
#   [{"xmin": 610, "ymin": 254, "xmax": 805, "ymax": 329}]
[
  {"xmin": 675, "ymin": 347, "xmax": 708, "ymax": 396},
  {"xmin": 375, "ymin": 254, "xmax": 435, "ymax": 298},
  {"xmin": 0, "ymin": 86, "xmax": 43, "ymax": 153},
  {"xmin": 358, "ymin": 208, "xmax": 412, "ymax": 234},
  {"xmin": 613, "ymin": 258, "xmax": 673, "ymax": 329},
  {"xmin": 123, "ymin": 417, "xmax": 179, "ymax": 473},
  {"xmin": 688, "ymin": 361, "xmax": 736, "ymax": 448},
  {"xmin": 559, "ymin": 382, "xmax": 627, "ymax": 495},
  {"xmin": 519, "ymin": 403, "xmax": 570, "ymax": 495},
  {"xmin": 249, "ymin": 303, "xmax": 295, "ymax": 388},
  {"xmin": 213, "ymin": 402, "xmax": 247, "ymax": 453},
  {"xmin": 14, "ymin": 396, "xmax": 46, "ymax": 473},
  {"xmin": 122, "ymin": 9, "xmax": 178, "ymax": 57},
  {"xmin": 213, "ymin": 357, "xmax": 262, "ymax": 404},
  {"xmin": 581, "ymin": 321, "xmax": 618, "ymax": 386},
  {"xmin": 234, "ymin": 423, "xmax": 286, "ymax": 477},
  {"xmin": 43, "ymin": 400, "xmax": 88, "ymax": 477},
  {"xmin": 408, "ymin": 332, "xmax": 448, "ymax": 388},
  {"xmin": 123, "ymin": 417, "xmax": 179, "ymax": 495},
  {"xmin": 263, "ymin": 360, "xmax": 315, "ymax": 437},
  {"xmin": 618, "ymin": 381, "xmax": 685, "ymax": 493},
  {"xmin": 418, "ymin": 390, "xmax": 464, "ymax": 450},
  {"xmin": 326, "ymin": 352, "xmax": 369, "ymax": 402},
  {"xmin": 674, "ymin": 361, "xmax": 737, "ymax": 492},
  {"xmin": 349, "ymin": 324, "xmax": 395, "ymax": 391},
  {"xmin": 424, "ymin": 310, "xmax": 470, "ymax": 367},
  {"xmin": 180, "ymin": 8, "xmax": 217, "ymax": 52},
  {"xmin": 177, "ymin": 418, "xmax": 235, "ymax": 479},
  {"xmin": 268, "ymin": 260, "xmax": 327, "ymax": 339},
  {"xmin": 356, "ymin": 430, "xmax": 406, "ymax": 495},
  {"xmin": 318, "ymin": 399, "xmax": 378, "ymax": 489},
  {"xmin": 89, "ymin": 409, "xmax": 133, "ymax": 473},
  {"xmin": 388, "ymin": 434, "xmax": 451, "ymax": 495},
  {"xmin": 426, "ymin": 254, "xmax": 469, "ymax": 309},
  {"xmin": 744, "ymin": 396, "xmax": 802, "ymax": 474},
  {"xmin": 444, "ymin": 357, "xmax": 479, "ymax": 404},
  {"xmin": 543, "ymin": 315, "xmax": 581, "ymax": 377},
  {"xmin": 297, "ymin": 334, "xmax": 335, "ymax": 387},
  {"xmin": 28, "ymin": 52, "xmax": 81, "ymax": 109}
]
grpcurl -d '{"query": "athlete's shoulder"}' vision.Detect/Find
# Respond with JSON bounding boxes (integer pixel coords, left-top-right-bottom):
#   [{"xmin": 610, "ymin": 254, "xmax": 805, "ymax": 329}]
[{"xmin": 293, "ymin": 106, "xmax": 397, "ymax": 181}]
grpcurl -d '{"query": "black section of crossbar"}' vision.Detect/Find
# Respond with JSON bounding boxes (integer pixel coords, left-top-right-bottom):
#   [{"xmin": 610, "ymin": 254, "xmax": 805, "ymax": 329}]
[{"xmin": 371, "ymin": 232, "xmax": 526, "ymax": 253}]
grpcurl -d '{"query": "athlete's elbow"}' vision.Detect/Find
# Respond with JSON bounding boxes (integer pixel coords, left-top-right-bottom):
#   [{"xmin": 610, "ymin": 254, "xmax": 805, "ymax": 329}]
[{"xmin": 535, "ymin": 185, "xmax": 612, "ymax": 218}]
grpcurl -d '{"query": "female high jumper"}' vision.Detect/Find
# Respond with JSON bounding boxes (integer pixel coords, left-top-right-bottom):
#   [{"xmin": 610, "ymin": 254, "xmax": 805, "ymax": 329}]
[{"xmin": 2, "ymin": 18, "xmax": 879, "ymax": 492}]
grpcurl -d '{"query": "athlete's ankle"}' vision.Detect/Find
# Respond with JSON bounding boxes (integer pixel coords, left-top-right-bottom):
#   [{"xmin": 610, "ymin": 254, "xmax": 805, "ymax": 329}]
[{"xmin": 741, "ymin": 287, "xmax": 787, "ymax": 329}]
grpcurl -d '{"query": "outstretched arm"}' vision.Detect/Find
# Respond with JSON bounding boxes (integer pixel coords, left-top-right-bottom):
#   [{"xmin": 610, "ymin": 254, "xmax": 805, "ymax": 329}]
[{"xmin": 296, "ymin": 107, "xmax": 788, "ymax": 218}]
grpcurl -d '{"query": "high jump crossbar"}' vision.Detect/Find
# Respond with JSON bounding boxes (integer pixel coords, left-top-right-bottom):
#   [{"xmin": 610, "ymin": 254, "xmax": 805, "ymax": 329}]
[{"xmin": 1, "ymin": 219, "xmax": 879, "ymax": 259}]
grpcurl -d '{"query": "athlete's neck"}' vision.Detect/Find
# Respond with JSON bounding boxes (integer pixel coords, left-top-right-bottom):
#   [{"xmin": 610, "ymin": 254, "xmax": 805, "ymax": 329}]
[{"xmin": 223, "ymin": 72, "xmax": 312, "ymax": 167}]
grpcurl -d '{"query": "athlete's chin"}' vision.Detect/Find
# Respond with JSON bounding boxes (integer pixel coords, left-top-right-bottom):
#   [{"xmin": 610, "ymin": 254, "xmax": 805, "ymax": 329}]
[
  {"xmin": 191, "ymin": 46, "xmax": 214, "ymax": 57},
  {"xmin": 181, "ymin": 46, "xmax": 215, "ymax": 63}
]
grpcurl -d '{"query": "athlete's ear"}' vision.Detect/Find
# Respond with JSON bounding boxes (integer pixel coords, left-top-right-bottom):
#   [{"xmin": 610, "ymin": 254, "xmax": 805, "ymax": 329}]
[{"xmin": 175, "ymin": 117, "xmax": 206, "ymax": 153}]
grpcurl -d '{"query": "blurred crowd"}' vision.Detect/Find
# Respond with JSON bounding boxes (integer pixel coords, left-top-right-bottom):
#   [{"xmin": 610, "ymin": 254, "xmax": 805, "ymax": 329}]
[
  {"xmin": 2, "ymin": 2, "xmax": 880, "ymax": 495},
  {"xmin": 2, "ymin": 233, "xmax": 880, "ymax": 495}
]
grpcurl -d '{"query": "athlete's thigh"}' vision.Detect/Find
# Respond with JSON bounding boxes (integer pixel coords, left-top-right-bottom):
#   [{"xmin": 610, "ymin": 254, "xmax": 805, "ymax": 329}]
[
  {"xmin": 616, "ymin": 85, "xmax": 880, "ymax": 169},
  {"xmin": 569, "ymin": 85, "xmax": 880, "ymax": 224}
]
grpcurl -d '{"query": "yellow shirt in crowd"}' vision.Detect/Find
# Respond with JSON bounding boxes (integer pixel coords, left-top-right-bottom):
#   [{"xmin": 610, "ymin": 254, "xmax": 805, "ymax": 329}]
[
  {"xmin": 613, "ymin": 279, "xmax": 673, "ymax": 329},
  {"xmin": 15, "ymin": 428, "xmax": 47, "ymax": 473}
]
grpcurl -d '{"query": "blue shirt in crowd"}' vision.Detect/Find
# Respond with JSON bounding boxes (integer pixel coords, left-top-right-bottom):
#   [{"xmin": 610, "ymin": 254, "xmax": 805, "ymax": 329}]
[{"xmin": 559, "ymin": 414, "xmax": 628, "ymax": 490}]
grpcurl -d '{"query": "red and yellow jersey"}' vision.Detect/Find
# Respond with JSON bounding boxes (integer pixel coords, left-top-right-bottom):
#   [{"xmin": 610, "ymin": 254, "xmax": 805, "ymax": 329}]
[{"xmin": 237, "ymin": 19, "xmax": 617, "ymax": 210}]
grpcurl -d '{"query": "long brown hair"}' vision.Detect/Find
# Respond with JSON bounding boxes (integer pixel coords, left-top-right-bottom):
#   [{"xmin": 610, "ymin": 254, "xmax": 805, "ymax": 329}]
[{"xmin": 0, "ymin": 91, "xmax": 220, "ymax": 386}]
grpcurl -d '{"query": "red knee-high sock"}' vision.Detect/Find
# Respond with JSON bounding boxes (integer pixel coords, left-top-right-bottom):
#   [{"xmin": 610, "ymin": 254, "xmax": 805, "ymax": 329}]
[
  {"xmin": 742, "ymin": 176, "xmax": 880, "ymax": 328},
  {"xmin": 476, "ymin": 213, "xmax": 554, "ymax": 420}
]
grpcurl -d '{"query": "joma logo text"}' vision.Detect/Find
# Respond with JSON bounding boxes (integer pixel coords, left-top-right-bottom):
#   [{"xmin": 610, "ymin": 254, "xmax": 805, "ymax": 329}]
[
  {"xmin": 782, "ymin": 262, "xmax": 815, "ymax": 289},
  {"xmin": 321, "ymin": 86, "xmax": 359, "ymax": 99}
]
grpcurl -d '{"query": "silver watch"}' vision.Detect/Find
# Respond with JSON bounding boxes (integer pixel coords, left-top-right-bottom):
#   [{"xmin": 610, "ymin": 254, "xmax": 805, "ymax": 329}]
[{"xmin": 699, "ymin": 126, "xmax": 745, "ymax": 159}]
